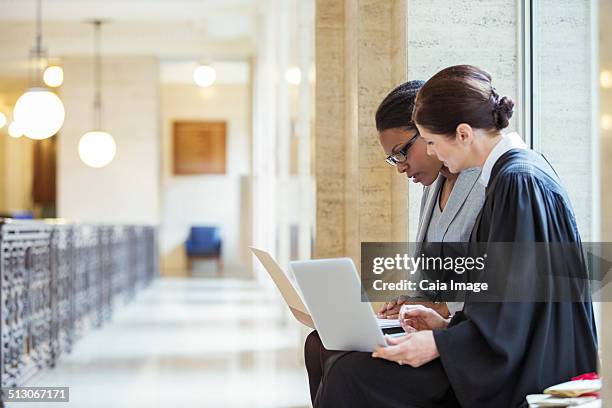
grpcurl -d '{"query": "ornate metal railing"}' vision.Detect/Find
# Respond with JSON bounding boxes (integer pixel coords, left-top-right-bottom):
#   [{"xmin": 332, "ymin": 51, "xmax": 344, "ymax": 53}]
[{"xmin": 0, "ymin": 220, "xmax": 157, "ymax": 396}]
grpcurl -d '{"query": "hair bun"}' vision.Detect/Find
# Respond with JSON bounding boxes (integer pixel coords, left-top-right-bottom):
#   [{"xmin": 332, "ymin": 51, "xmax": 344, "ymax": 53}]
[{"xmin": 493, "ymin": 96, "xmax": 515, "ymax": 130}]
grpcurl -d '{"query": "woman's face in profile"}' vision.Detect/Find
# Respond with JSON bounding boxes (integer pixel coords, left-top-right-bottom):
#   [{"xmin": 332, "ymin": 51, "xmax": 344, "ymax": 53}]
[
  {"xmin": 416, "ymin": 125, "xmax": 470, "ymax": 174},
  {"xmin": 378, "ymin": 127, "xmax": 444, "ymax": 186}
]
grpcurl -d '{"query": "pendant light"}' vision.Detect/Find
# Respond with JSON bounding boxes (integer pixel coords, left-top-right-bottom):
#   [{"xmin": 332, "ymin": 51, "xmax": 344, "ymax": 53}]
[
  {"xmin": 43, "ymin": 65, "xmax": 64, "ymax": 87},
  {"xmin": 78, "ymin": 20, "xmax": 116, "ymax": 169},
  {"xmin": 13, "ymin": 0, "xmax": 65, "ymax": 140},
  {"xmin": 193, "ymin": 64, "xmax": 216, "ymax": 87}
]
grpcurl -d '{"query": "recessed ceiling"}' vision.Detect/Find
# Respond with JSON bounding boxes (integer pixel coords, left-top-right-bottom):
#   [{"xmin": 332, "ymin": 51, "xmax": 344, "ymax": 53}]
[
  {"xmin": 0, "ymin": 0, "xmax": 258, "ymax": 23},
  {"xmin": 0, "ymin": 0, "xmax": 259, "ymax": 78}
]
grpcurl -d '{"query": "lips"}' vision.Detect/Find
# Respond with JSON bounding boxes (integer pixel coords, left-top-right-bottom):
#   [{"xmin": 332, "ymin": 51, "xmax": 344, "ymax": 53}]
[{"xmin": 408, "ymin": 172, "xmax": 421, "ymax": 183}]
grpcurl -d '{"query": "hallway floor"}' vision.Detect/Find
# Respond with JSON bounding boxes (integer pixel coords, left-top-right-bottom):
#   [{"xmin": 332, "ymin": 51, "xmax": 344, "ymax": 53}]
[{"xmin": 18, "ymin": 278, "xmax": 311, "ymax": 408}]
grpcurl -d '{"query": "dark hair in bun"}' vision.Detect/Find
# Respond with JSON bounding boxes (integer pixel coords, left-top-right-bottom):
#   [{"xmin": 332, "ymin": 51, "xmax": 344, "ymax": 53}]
[
  {"xmin": 493, "ymin": 95, "xmax": 515, "ymax": 130},
  {"xmin": 413, "ymin": 65, "xmax": 515, "ymax": 135},
  {"xmin": 375, "ymin": 80, "xmax": 425, "ymax": 132}
]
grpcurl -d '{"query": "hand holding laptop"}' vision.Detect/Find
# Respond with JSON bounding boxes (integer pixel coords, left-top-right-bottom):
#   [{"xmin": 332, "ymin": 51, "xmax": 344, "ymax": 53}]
[
  {"xmin": 372, "ymin": 305, "xmax": 450, "ymax": 367},
  {"xmin": 372, "ymin": 330, "xmax": 440, "ymax": 368}
]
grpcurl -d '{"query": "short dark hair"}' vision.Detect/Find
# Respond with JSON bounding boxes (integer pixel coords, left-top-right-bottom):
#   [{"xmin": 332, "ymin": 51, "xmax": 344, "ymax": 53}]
[
  {"xmin": 412, "ymin": 65, "xmax": 514, "ymax": 135},
  {"xmin": 375, "ymin": 80, "xmax": 425, "ymax": 132}
]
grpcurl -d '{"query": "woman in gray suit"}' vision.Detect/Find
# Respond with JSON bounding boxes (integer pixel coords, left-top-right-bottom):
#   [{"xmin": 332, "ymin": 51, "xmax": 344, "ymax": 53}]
[
  {"xmin": 376, "ymin": 80, "xmax": 485, "ymax": 319},
  {"xmin": 304, "ymin": 80, "xmax": 486, "ymax": 404}
]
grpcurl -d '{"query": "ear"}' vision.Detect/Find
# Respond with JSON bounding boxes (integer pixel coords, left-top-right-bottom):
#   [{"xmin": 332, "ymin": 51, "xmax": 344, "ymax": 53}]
[{"xmin": 455, "ymin": 123, "xmax": 474, "ymax": 145}]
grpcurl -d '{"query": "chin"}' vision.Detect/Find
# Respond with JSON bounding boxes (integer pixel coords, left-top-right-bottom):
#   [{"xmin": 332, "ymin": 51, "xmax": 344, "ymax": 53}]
[
  {"xmin": 446, "ymin": 163, "xmax": 461, "ymax": 174},
  {"xmin": 451, "ymin": 165, "xmax": 468, "ymax": 174},
  {"xmin": 421, "ymin": 174, "xmax": 438, "ymax": 186}
]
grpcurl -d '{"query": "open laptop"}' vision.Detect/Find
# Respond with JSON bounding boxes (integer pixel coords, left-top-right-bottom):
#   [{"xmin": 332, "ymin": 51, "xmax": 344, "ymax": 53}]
[
  {"xmin": 249, "ymin": 247, "xmax": 400, "ymax": 333},
  {"xmin": 290, "ymin": 257, "xmax": 404, "ymax": 352},
  {"xmin": 250, "ymin": 247, "xmax": 315, "ymax": 328}
]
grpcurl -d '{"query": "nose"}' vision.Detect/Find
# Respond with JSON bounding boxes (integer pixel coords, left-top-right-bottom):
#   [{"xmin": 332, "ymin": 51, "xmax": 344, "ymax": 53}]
[{"xmin": 396, "ymin": 161, "xmax": 409, "ymax": 174}]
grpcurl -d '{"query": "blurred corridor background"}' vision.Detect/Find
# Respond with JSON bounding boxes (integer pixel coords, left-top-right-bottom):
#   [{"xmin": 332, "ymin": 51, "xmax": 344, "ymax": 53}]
[{"xmin": 0, "ymin": 0, "xmax": 611, "ymax": 406}]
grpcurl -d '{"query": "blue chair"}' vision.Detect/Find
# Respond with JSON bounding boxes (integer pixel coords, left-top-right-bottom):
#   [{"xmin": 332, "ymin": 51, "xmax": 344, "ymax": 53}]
[
  {"xmin": 185, "ymin": 226, "xmax": 222, "ymax": 274},
  {"xmin": 11, "ymin": 211, "xmax": 35, "ymax": 219}
]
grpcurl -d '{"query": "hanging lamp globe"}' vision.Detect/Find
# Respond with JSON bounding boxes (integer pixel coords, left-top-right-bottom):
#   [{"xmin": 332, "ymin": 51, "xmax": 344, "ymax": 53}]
[
  {"xmin": 78, "ymin": 130, "xmax": 116, "ymax": 168},
  {"xmin": 193, "ymin": 64, "xmax": 216, "ymax": 87},
  {"xmin": 16, "ymin": 0, "xmax": 65, "ymax": 140},
  {"xmin": 14, "ymin": 87, "xmax": 65, "ymax": 140},
  {"xmin": 43, "ymin": 65, "xmax": 64, "ymax": 87},
  {"xmin": 79, "ymin": 19, "xmax": 116, "ymax": 169}
]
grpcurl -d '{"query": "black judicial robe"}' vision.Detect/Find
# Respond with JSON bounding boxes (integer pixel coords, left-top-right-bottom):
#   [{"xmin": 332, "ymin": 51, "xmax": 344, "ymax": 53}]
[
  {"xmin": 315, "ymin": 148, "xmax": 598, "ymax": 408},
  {"xmin": 434, "ymin": 149, "xmax": 599, "ymax": 407}
]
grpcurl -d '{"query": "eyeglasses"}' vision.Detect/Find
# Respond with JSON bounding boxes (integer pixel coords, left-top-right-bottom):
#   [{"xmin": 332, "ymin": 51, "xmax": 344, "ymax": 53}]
[{"xmin": 385, "ymin": 131, "xmax": 420, "ymax": 166}]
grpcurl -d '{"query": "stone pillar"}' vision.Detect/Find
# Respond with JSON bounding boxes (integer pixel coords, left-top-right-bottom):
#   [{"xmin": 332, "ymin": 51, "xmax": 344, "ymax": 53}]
[
  {"xmin": 275, "ymin": 0, "xmax": 292, "ymax": 270},
  {"xmin": 251, "ymin": 0, "xmax": 315, "ymax": 280},
  {"xmin": 251, "ymin": 2, "xmax": 279, "ymax": 281},
  {"xmin": 296, "ymin": 0, "xmax": 315, "ymax": 261},
  {"xmin": 314, "ymin": 0, "xmax": 408, "ymax": 263},
  {"xmin": 314, "ymin": 0, "xmax": 346, "ymax": 259}
]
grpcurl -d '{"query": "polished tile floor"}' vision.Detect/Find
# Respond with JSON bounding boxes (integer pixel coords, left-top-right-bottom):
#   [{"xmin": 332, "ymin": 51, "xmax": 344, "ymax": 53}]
[{"xmin": 18, "ymin": 278, "xmax": 311, "ymax": 408}]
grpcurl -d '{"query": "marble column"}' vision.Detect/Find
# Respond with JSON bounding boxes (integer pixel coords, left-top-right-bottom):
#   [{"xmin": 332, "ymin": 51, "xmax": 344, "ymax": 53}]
[
  {"xmin": 296, "ymin": 0, "xmax": 315, "ymax": 261},
  {"xmin": 251, "ymin": 1, "xmax": 279, "ymax": 281},
  {"xmin": 314, "ymin": 0, "xmax": 408, "ymax": 264}
]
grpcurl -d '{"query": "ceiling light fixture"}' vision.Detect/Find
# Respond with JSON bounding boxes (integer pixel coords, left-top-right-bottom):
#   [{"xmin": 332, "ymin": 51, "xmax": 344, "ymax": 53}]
[
  {"xmin": 43, "ymin": 65, "xmax": 64, "ymax": 87},
  {"xmin": 193, "ymin": 64, "xmax": 217, "ymax": 87},
  {"xmin": 78, "ymin": 20, "xmax": 116, "ymax": 168},
  {"xmin": 13, "ymin": 0, "xmax": 65, "ymax": 140}
]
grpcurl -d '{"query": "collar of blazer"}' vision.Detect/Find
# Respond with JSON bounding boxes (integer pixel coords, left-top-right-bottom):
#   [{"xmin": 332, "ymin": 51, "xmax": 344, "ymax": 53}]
[{"xmin": 416, "ymin": 167, "xmax": 482, "ymax": 243}]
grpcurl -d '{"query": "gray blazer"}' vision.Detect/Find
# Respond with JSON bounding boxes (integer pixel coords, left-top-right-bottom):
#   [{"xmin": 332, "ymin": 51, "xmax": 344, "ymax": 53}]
[
  {"xmin": 416, "ymin": 167, "xmax": 485, "ymax": 243},
  {"xmin": 414, "ymin": 167, "xmax": 486, "ymax": 313}
]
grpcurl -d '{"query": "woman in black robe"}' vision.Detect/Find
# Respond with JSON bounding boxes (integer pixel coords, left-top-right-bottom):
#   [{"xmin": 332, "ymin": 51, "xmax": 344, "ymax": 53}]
[{"xmin": 315, "ymin": 65, "xmax": 598, "ymax": 408}]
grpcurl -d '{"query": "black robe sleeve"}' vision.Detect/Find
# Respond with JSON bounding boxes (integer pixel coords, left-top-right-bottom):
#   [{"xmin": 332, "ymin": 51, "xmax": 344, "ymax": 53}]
[{"xmin": 433, "ymin": 149, "xmax": 598, "ymax": 408}]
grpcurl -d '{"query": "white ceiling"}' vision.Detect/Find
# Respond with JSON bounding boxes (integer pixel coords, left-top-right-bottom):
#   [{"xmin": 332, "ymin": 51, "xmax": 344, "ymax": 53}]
[
  {"xmin": 0, "ymin": 0, "xmax": 258, "ymax": 23},
  {"xmin": 0, "ymin": 0, "xmax": 259, "ymax": 78}
]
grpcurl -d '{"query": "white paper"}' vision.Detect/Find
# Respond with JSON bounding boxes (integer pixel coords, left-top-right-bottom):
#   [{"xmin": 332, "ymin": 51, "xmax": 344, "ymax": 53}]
[{"xmin": 376, "ymin": 318, "xmax": 401, "ymax": 328}]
